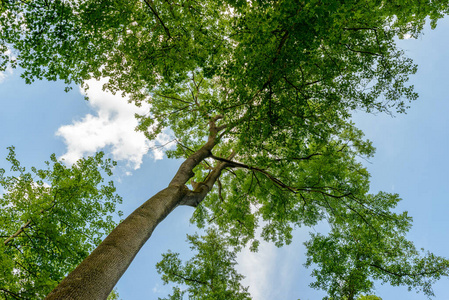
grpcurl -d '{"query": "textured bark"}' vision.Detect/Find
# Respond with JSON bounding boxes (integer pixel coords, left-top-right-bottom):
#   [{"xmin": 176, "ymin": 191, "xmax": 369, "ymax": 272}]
[
  {"xmin": 179, "ymin": 152, "xmax": 235, "ymax": 207},
  {"xmin": 45, "ymin": 119, "xmax": 222, "ymax": 299},
  {"xmin": 179, "ymin": 161, "xmax": 226, "ymax": 207},
  {"xmin": 45, "ymin": 185, "xmax": 188, "ymax": 300}
]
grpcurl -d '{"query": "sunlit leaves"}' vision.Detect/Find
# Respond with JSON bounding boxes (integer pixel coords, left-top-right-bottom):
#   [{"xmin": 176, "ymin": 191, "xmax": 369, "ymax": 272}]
[
  {"xmin": 0, "ymin": 147, "xmax": 122, "ymax": 298},
  {"xmin": 1, "ymin": 0, "xmax": 449, "ymax": 298}
]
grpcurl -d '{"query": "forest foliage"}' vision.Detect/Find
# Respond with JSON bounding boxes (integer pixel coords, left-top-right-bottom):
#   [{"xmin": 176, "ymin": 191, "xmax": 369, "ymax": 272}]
[{"xmin": 1, "ymin": 0, "xmax": 449, "ymax": 299}]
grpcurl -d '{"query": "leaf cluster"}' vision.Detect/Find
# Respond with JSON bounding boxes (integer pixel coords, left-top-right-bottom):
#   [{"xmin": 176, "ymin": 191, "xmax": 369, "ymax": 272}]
[
  {"xmin": 1, "ymin": 0, "xmax": 449, "ymax": 298},
  {"xmin": 0, "ymin": 147, "xmax": 122, "ymax": 299}
]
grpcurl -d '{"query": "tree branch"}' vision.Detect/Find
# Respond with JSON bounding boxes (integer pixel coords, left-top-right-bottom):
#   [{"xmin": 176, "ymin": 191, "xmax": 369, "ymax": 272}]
[
  {"xmin": 0, "ymin": 288, "xmax": 26, "ymax": 300},
  {"xmin": 4, "ymin": 220, "xmax": 32, "ymax": 245},
  {"xmin": 179, "ymin": 151, "xmax": 235, "ymax": 207},
  {"xmin": 369, "ymin": 263, "xmax": 446, "ymax": 279},
  {"xmin": 210, "ymin": 155, "xmax": 299, "ymax": 193},
  {"xmin": 274, "ymin": 153, "xmax": 322, "ymax": 162},
  {"xmin": 343, "ymin": 27, "xmax": 378, "ymax": 31},
  {"xmin": 343, "ymin": 44, "xmax": 381, "ymax": 56},
  {"xmin": 154, "ymin": 93, "xmax": 192, "ymax": 104},
  {"xmin": 143, "ymin": 0, "xmax": 172, "ymax": 39},
  {"xmin": 168, "ymin": 271, "xmax": 212, "ymax": 288}
]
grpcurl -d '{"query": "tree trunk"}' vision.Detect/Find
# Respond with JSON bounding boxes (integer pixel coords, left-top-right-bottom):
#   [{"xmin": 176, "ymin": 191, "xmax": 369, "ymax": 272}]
[
  {"xmin": 45, "ymin": 138, "xmax": 218, "ymax": 299},
  {"xmin": 45, "ymin": 184, "xmax": 188, "ymax": 299}
]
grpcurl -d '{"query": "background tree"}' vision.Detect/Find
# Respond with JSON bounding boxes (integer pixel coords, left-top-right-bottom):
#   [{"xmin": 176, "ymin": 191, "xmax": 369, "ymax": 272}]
[
  {"xmin": 357, "ymin": 296, "xmax": 382, "ymax": 300},
  {"xmin": 357, "ymin": 295, "xmax": 382, "ymax": 300},
  {"xmin": 320, "ymin": 295, "xmax": 383, "ymax": 300},
  {"xmin": 156, "ymin": 228, "xmax": 251, "ymax": 300},
  {"xmin": 0, "ymin": 0, "xmax": 448, "ymax": 299},
  {"xmin": 0, "ymin": 147, "xmax": 122, "ymax": 299},
  {"xmin": 304, "ymin": 198, "xmax": 449, "ymax": 299},
  {"xmin": 106, "ymin": 289, "xmax": 121, "ymax": 300}
]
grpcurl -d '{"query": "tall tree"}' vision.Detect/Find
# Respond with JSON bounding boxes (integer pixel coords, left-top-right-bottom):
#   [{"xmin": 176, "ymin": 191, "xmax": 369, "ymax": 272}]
[
  {"xmin": 0, "ymin": 147, "xmax": 122, "ymax": 298},
  {"xmin": 1, "ymin": 0, "xmax": 449, "ymax": 298}
]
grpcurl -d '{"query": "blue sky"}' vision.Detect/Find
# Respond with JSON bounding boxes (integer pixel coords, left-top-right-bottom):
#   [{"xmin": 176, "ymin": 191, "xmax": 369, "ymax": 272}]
[{"xmin": 1, "ymin": 16, "xmax": 448, "ymax": 300}]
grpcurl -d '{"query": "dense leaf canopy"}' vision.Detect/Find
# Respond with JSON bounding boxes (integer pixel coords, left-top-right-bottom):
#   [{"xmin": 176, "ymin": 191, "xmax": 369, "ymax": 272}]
[{"xmin": 1, "ymin": 0, "xmax": 449, "ymax": 298}]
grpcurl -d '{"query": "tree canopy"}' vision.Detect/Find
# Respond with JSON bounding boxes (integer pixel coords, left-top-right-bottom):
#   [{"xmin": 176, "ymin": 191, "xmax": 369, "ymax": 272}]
[
  {"xmin": 1, "ymin": 0, "xmax": 449, "ymax": 298},
  {"xmin": 0, "ymin": 147, "xmax": 122, "ymax": 298}
]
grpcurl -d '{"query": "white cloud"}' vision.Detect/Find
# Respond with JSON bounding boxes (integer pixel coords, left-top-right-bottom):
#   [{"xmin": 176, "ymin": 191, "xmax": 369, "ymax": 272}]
[
  {"xmin": 56, "ymin": 78, "xmax": 172, "ymax": 170},
  {"xmin": 0, "ymin": 71, "xmax": 8, "ymax": 83},
  {"xmin": 403, "ymin": 33, "xmax": 412, "ymax": 39},
  {"xmin": 237, "ymin": 240, "xmax": 277, "ymax": 300},
  {"xmin": 0, "ymin": 49, "xmax": 14, "ymax": 83},
  {"xmin": 236, "ymin": 224, "xmax": 314, "ymax": 300},
  {"xmin": 152, "ymin": 283, "xmax": 162, "ymax": 293}
]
